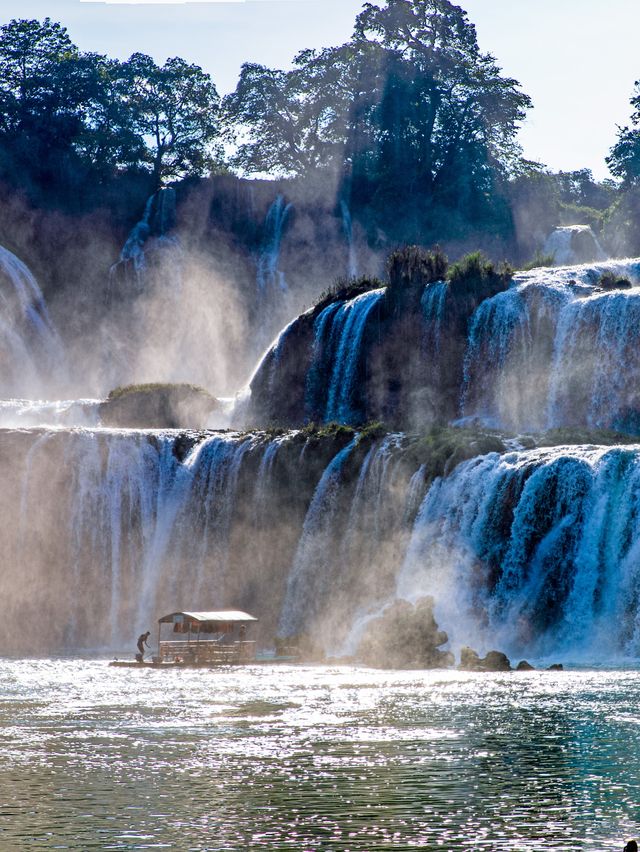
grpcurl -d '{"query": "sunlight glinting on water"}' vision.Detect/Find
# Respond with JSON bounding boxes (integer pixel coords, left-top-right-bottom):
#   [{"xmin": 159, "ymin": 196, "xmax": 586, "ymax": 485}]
[{"xmin": 0, "ymin": 659, "xmax": 639, "ymax": 850}]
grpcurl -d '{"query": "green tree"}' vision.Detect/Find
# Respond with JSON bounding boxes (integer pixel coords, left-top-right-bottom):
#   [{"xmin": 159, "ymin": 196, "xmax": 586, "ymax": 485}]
[
  {"xmin": 222, "ymin": 43, "xmax": 369, "ymax": 177},
  {"xmin": 0, "ymin": 18, "xmax": 90, "ymax": 197},
  {"xmin": 608, "ymin": 84, "xmax": 640, "ymax": 184},
  {"xmin": 347, "ymin": 0, "xmax": 531, "ymax": 224},
  {"xmin": 74, "ymin": 54, "xmax": 146, "ymax": 179},
  {"xmin": 222, "ymin": 0, "xmax": 530, "ymax": 241},
  {"xmin": 0, "ymin": 17, "xmax": 78, "ymax": 132},
  {"xmin": 126, "ymin": 53, "xmax": 221, "ymax": 188}
]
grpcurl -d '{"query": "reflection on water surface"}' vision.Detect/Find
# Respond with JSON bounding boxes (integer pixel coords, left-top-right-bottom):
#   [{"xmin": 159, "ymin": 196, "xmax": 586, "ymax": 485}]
[{"xmin": 0, "ymin": 659, "xmax": 639, "ymax": 850}]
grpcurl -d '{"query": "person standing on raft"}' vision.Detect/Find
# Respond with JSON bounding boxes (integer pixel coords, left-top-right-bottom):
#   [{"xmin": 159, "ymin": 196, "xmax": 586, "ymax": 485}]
[{"xmin": 136, "ymin": 631, "xmax": 151, "ymax": 662}]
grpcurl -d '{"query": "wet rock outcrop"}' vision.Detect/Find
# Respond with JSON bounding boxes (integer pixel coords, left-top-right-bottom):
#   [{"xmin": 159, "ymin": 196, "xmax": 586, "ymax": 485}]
[
  {"xmin": 459, "ymin": 646, "xmax": 512, "ymax": 671},
  {"xmin": 249, "ymin": 248, "xmax": 511, "ymax": 430},
  {"xmin": 356, "ymin": 597, "xmax": 454, "ymax": 669},
  {"xmin": 99, "ymin": 383, "xmax": 220, "ymax": 429}
]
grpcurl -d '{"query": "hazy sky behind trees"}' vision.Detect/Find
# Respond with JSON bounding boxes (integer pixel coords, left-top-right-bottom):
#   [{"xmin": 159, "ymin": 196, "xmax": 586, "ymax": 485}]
[{"xmin": 2, "ymin": 0, "xmax": 638, "ymax": 179}]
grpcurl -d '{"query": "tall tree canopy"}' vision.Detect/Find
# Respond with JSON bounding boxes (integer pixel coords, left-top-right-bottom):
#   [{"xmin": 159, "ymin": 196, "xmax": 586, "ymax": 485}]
[
  {"xmin": 222, "ymin": 0, "xmax": 531, "ymax": 239},
  {"xmin": 0, "ymin": 18, "xmax": 221, "ymax": 207},
  {"xmin": 126, "ymin": 53, "xmax": 221, "ymax": 188},
  {"xmin": 222, "ymin": 46, "xmax": 363, "ymax": 176},
  {"xmin": 607, "ymin": 82, "xmax": 640, "ymax": 184}
]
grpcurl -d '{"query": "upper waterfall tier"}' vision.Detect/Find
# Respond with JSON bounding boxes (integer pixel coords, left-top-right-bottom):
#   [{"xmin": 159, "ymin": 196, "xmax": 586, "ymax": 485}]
[{"xmin": 246, "ymin": 258, "xmax": 640, "ymax": 434}]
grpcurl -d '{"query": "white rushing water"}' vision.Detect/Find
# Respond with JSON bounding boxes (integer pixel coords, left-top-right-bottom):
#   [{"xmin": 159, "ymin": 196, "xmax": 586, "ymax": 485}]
[
  {"xmin": 399, "ymin": 443, "xmax": 640, "ymax": 662},
  {"xmin": 307, "ymin": 288, "xmax": 384, "ymax": 424},
  {"xmin": 340, "ymin": 199, "xmax": 358, "ymax": 278},
  {"xmin": 256, "ymin": 194, "xmax": 292, "ymax": 298},
  {"xmin": 0, "ymin": 245, "xmax": 66, "ymax": 397},
  {"xmin": 462, "ymin": 259, "xmax": 640, "ymax": 431},
  {"xmin": 543, "ymin": 224, "xmax": 607, "ymax": 265}
]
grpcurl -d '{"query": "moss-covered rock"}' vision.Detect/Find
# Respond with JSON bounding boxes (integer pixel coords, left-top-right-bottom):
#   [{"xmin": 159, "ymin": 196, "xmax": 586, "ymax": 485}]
[{"xmin": 100, "ymin": 382, "xmax": 219, "ymax": 429}]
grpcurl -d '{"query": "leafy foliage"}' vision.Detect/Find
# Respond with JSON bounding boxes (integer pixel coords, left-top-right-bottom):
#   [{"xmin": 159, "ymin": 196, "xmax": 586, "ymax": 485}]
[
  {"xmin": 597, "ymin": 271, "xmax": 632, "ymax": 290},
  {"xmin": 607, "ymin": 82, "xmax": 640, "ymax": 185},
  {"xmin": 520, "ymin": 250, "xmax": 555, "ymax": 271},
  {"xmin": 446, "ymin": 251, "xmax": 512, "ymax": 296},
  {"xmin": 315, "ymin": 275, "xmax": 385, "ymax": 313},
  {"xmin": 126, "ymin": 53, "xmax": 221, "ymax": 188},
  {"xmin": 0, "ymin": 18, "xmax": 221, "ymax": 207},
  {"xmin": 222, "ymin": 0, "xmax": 531, "ymax": 242},
  {"xmin": 387, "ymin": 245, "xmax": 448, "ymax": 291}
]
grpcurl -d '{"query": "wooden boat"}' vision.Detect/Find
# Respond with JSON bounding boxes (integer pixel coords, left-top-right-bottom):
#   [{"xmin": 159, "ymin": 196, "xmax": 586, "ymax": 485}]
[{"xmin": 109, "ymin": 609, "xmax": 258, "ymax": 668}]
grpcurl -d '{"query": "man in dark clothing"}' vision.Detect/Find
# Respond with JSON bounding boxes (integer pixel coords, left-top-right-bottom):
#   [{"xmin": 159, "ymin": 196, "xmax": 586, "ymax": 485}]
[{"xmin": 136, "ymin": 631, "xmax": 151, "ymax": 661}]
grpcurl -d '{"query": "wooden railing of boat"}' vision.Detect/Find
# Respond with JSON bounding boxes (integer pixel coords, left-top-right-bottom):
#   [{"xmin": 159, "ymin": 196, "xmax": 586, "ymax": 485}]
[{"xmin": 159, "ymin": 639, "xmax": 256, "ymax": 665}]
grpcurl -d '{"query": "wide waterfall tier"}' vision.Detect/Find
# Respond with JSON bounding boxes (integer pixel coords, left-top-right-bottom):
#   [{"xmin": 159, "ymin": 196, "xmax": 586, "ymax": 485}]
[
  {"xmin": 6, "ymin": 424, "xmax": 640, "ymax": 662},
  {"xmin": 246, "ymin": 258, "xmax": 640, "ymax": 434},
  {"xmin": 2, "ymin": 426, "xmax": 418, "ymax": 654},
  {"xmin": 0, "ymin": 246, "xmax": 65, "ymax": 397}
]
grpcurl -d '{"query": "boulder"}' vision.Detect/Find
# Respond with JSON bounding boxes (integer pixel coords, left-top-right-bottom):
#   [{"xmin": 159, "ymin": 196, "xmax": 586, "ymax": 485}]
[
  {"xmin": 483, "ymin": 650, "xmax": 511, "ymax": 671},
  {"xmin": 356, "ymin": 596, "xmax": 454, "ymax": 669},
  {"xmin": 100, "ymin": 382, "xmax": 219, "ymax": 429},
  {"xmin": 516, "ymin": 660, "xmax": 535, "ymax": 671},
  {"xmin": 459, "ymin": 646, "xmax": 482, "ymax": 670},
  {"xmin": 459, "ymin": 646, "xmax": 511, "ymax": 672}
]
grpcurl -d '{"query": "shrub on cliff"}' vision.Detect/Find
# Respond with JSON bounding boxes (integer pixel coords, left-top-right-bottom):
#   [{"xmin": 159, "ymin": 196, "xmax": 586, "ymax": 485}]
[
  {"xmin": 315, "ymin": 275, "xmax": 384, "ymax": 313},
  {"xmin": 405, "ymin": 426, "xmax": 507, "ymax": 481},
  {"xmin": 521, "ymin": 250, "xmax": 555, "ymax": 270},
  {"xmin": 446, "ymin": 251, "xmax": 513, "ymax": 299},
  {"xmin": 598, "ymin": 270, "xmax": 632, "ymax": 290},
  {"xmin": 387, "ymin": 245, "xmax": 448, "ymax": 290}
]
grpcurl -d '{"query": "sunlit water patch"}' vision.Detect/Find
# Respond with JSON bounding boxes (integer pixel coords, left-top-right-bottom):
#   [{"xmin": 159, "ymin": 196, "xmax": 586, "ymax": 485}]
[{"xmin": 0, "ymin": 659, "xmax": 639, "ymax": 850}]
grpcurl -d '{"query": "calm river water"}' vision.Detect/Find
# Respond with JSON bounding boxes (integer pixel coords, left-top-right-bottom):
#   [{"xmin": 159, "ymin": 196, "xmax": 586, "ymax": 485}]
[{"xmin": 0, "ymin": 659, "xmax": 639, "ymax": 850}]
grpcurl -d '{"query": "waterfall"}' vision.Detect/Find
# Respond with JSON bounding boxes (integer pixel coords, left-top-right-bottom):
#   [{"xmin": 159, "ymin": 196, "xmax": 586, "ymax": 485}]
[
  {"xmin": 9, "ymin": 420, "xmax": 640, "ymax": 662},
  {"xmin": 256, "ymin": 195, "xmax": 292, "ymax": 297},
  {"xmin": 306, "ymin": 289, "xmax": 384, "ymax": 424},
  {"xmin": 461, "ymin": 261, "xmax": 640, "ymax": 433},
  {"xmin": 547, "ymin": 289, "xmax": 640, "ymax": 431},
  {"xmin": 11, "ymin": 428, "xmax": 267, "ymax": 650},
  {"xmin": 398, "ymin": 443, "xmax": 640, "ymax": 661},
  {"xmin": 278, "ymin": 433, "xmax": 417, "ymax": 650},
  {"xmin": 543, "ymin": 225, "xmax": 607, "ymax": 266},
  {"xmin": 112, "ymin": 187, "xmax": 180, "ymax": 294},
  {"xmin": 0, "ymin": 245, "xmax": 65, "ymax": 397},
  {"xmin": 462, "ymin": 280, "xmax": 571, "ymax": 430},
  {"xmin": 278, "ymin": 439, "xmax": 357, "ymax": 639},
  {"xmin": 421, "ymin": 280, "xmax": 448, "ymax": 353}
]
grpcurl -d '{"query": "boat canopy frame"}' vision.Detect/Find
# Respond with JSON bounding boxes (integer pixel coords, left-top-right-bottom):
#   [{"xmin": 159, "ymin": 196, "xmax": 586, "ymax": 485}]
[
  {"xmin": 156, "ymin": 610, "xmax": 258, "ymax": 664},
  {"xmin": 158, "ymin": 610, "xmax": 258, "ymax": 625}
]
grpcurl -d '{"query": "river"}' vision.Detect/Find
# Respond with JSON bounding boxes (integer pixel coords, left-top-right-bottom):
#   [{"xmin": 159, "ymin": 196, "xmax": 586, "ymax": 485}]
[{"xmin": 0, "ymin": 659, "xmax": 638, "ymax": 850}]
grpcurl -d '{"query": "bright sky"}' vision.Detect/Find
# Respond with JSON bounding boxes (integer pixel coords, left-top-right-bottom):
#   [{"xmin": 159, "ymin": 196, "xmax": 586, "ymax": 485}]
[{"xmin": 2, "ymin": 0, "xmax": 638, "ymax": 180}]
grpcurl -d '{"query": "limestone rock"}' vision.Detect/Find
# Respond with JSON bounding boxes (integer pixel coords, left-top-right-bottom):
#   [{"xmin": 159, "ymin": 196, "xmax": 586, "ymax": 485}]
[
  {"xmin": 459, "ymin": 646, "xmax": 511, "ymax": 672},
  {"xmin": 356, "ymin": 596, "xmax": 453, "ymax": 669},
  {"xmin": 100, "ymin": 382, "xmax": 219, "ymax": 429}
]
